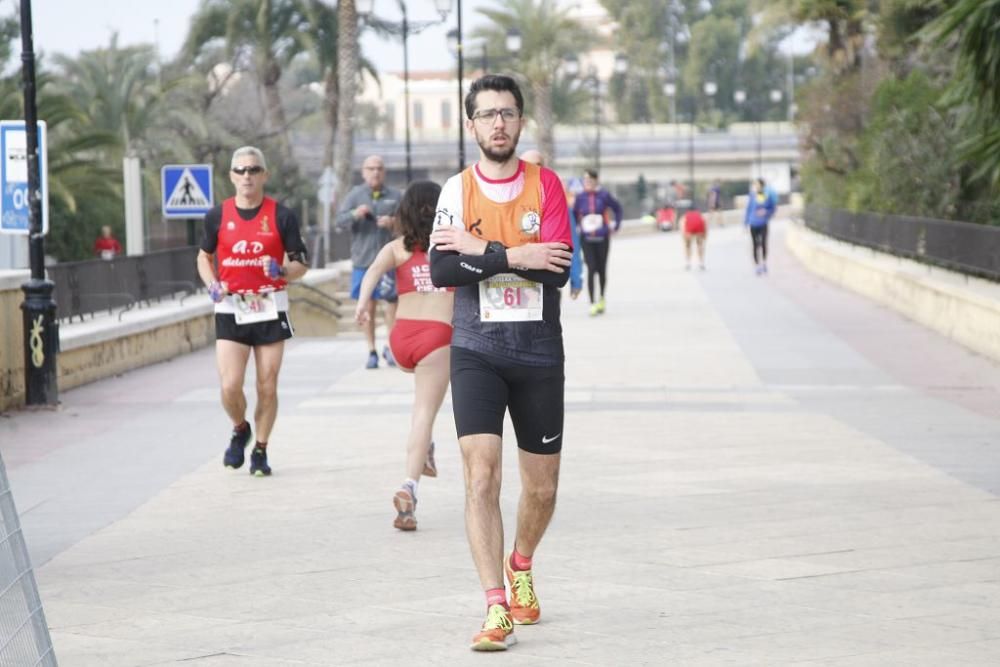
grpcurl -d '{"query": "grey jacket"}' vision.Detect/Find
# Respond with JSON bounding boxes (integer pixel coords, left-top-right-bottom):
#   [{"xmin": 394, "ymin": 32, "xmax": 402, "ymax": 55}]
[{"xmin": 334, "ymin": 184, "xmax": 401, "ymax": 268}]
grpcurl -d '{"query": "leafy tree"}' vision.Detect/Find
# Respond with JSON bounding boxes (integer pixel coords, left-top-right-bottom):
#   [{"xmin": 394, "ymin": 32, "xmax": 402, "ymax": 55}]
[
  {"xmin": 928, "ymin": 0, "xmax": 1000, "ymax": 188},
  {"xmin": 183, "ymin": 0, "xmax": 309, "ymax": 169}
]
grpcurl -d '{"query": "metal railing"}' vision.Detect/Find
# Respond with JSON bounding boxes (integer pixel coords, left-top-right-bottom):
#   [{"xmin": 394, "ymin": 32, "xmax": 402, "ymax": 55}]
[
  {"xmin": 804, "ymin": 205, "xmax": 1000, "ymax": 283},
  {"xmin": 46, "ymin": 246, "xmax": 201, "ymax": 322},
  {"xmin": 0, "ymin": 453, "xmax": 57, "ymax": 666}
]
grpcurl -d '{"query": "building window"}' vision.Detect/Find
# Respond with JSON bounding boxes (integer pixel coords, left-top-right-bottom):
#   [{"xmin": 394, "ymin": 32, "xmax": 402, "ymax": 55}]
[
  {"xmin": 441, "ymin": 100, "xmax": 451, "ymax": 129},
  {"xmin": 413, "ymin": 100, "xmax": 424, "ymax": 129}
]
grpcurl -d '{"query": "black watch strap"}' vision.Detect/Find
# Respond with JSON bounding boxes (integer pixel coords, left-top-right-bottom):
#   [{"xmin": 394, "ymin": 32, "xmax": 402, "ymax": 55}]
[{"xmin": 485, "ymin": 240, "xmax": 506, "ymax": 254}]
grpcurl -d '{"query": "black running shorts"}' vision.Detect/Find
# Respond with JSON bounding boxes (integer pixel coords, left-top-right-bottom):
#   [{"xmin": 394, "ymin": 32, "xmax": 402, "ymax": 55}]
[
  {"xmin": 450, "ymin": 345, "xmax": 564, "ymax": 455},
  {"xmin": 215, "ymin": 312, "xmax": 294, "ymax": 347}
]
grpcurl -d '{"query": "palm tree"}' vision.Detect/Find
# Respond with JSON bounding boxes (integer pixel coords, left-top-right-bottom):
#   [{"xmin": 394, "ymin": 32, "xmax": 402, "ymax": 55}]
[
  {"xmin": 334, "ymin": 0, "xmax": 361, "ymax": 204},
  {"xmin": 475, "ymin": 0, "xmax": 593, "ymax": 167},
  {"xmin": 183, "ymin": 0, "xmax": 309, "ymax": 167},
  {"xmin": 928, "ymin": 0, "xmax": 1000, "ymax": 187},
  {"xmin": 51, "ymin": 36, "xmax": 166, "ymax": 162}
]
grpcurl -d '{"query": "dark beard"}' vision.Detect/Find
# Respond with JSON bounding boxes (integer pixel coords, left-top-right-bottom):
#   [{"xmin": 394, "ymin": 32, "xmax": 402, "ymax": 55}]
[{"xmin": 477, "ymin": 135, "xmax": 518, "ymax": 164}]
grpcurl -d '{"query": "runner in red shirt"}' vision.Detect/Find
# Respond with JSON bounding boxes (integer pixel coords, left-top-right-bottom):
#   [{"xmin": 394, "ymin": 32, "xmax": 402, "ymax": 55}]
[
  {"xmin": 93, "ymin": 225, "xmax": 123, "ymax": 259},
  {"xmin": 196, "ymin": 146, "xmax": 309, "ymax": 477},
  {"xmin": 682, "ymin": 206, "xmax": 708, "ymax": 270}
]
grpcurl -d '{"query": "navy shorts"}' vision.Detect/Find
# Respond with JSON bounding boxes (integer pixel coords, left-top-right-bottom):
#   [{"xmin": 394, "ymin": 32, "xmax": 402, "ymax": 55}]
[
  {"xmin": 215, "ymin": 312, "xmax": 294, "ymax": 347},
  {"xmin": 450, "ymin": 346, "xmax": 564, "ymax": 455},
  {"xmin": 351, "ymin": 267, "xmax": 398, "ymax": 302}
]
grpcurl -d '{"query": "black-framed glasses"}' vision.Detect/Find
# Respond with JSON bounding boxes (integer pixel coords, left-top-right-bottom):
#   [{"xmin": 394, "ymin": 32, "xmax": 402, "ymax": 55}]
[
  {"xmin": 232, "ymin": 166, "xmax": 265, "ymax": 175},
  {"xmin": 471, "ymin": 108, "xmax": 521, "ymax": 124}
]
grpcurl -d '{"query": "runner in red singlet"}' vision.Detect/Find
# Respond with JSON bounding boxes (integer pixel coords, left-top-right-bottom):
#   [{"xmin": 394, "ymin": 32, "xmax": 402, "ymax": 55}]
[
  {"xmin": 355, "ymin": 181, "xmax": 454, "ymax": 531},
  {"xmin": 196, "ymin": 146, "xmax": 309, "ymax": 477}
]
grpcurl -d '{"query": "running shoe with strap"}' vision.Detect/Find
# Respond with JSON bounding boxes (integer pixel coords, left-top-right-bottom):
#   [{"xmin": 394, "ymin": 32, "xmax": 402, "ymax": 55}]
[
  {"xmin": 505, "ymin": 552, "xmax": 540, "ymax": 625},
  {"xmin": 470, "ymin": 604, "xmax": 516, "ymax": 651},
  {"xmin": 393, "ymin": 484, "xmax": 417, "ymax": 531},
  {"xmin": 223, "ymin": 423, "xmax": 252, "ymax": 469},
  {"xmin": 249, "ymin": 447, "xmax": 272, "ymax": 477},
  {"xmin": 422, "ymin": 441, "xmax": 437, "ymax": 477}
]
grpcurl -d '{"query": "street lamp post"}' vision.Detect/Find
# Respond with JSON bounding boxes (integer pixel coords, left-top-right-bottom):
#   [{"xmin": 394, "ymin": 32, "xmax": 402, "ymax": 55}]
[
  {"xmin": 436, "ymin": 0, "xmax": 464, "ymax": 171},
  {"xmin": 684, "ymin": 80, "xmax": 716, "ymax": 212},
  {"xmin": 19, "ymin": 0, "xmax": 58, "ymax": 406},
  {"xmin": 379, "ymin": 0, "xmax": 446, "ymax": 184}
]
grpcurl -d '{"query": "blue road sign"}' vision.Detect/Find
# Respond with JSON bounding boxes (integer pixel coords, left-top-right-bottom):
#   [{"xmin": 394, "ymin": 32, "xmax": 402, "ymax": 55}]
[
  {"xmin": 161, "ymin": 164, "xmax": 213, "ymax": 219},
  {"xmin": 0, "ymin": 120, "xmax": 48, "ymax": 236}
]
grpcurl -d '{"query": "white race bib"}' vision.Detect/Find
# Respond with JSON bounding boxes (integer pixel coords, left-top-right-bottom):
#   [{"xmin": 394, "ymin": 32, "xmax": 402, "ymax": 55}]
[
  {"xmin": 580, "ymin": 213, "xmax": 605, "ymax": 234},
  {"xmin": 233, "ymin": 292, "xmax": 279, "ymax": 325},
  {"xmin": 478, "ymin": 273, "xmax": 543, "ymax": 322}
]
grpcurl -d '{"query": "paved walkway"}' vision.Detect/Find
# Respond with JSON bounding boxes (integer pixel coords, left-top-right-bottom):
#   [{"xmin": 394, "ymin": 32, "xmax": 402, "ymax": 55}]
[{"xmin": 5, "ymin": 219, "xmax": 1000, "ymax": 665}]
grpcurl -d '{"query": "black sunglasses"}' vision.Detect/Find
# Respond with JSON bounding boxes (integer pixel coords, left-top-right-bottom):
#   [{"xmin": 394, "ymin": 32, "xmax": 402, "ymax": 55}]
[{"xmin": 232, "ymin": 166, "xmax": 264, "ymax": 175}]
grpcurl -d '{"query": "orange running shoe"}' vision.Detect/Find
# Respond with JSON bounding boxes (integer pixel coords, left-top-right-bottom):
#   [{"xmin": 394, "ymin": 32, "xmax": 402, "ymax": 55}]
[
  {"xmin": 505, "ymin": 552, "xmax": 540, "ymax": 625},
  {"xmin": 470, "ymin": 604, "xmax": 516, "ymax": 651}
]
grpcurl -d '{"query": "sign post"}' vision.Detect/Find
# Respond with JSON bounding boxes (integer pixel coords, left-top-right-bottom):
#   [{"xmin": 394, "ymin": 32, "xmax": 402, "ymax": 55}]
[{"xmin": 161, "ymin": 164, "xmax": 213, "ymax": 245}]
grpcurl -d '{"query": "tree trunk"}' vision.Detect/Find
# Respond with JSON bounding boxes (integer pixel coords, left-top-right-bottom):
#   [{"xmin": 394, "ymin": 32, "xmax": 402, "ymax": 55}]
[
  {"xmin": 334, "ymin": 0, "xmax": 359, "ymax": 207},
  {"xmin": 532, "ymin": 79, "xmax": 556, "ymax": 169},
  {"xmin": 323, "ymin": 67, "xmax": 339, "ymax": 170},
  {"xmin": 261, "ymin": 57, "xmax": 294, "ymax": 167}
]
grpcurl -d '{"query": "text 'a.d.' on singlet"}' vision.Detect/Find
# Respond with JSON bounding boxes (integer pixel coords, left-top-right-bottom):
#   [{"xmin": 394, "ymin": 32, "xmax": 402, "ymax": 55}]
[
  {"xmin": 454, "ymin": 162, "xmax": 564, "ymax": 366},
  {"xmin": 215, "ymin": 196, "xmax": 288, "ymax": 323}
]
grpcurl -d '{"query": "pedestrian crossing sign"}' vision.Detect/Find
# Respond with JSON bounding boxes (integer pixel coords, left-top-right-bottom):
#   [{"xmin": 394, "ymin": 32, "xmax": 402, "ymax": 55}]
[{"xmin": 161, "ymin": 164, "xmax": 213, "ymax": 219}]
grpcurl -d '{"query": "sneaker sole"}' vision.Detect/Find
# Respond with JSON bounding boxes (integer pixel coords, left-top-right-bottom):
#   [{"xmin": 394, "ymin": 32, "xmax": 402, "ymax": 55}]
[
  {"xmin": 470, "ymin": 635, "xmax": 516, "ymax": 651},
  {"xmin": 393, "ymin": 491, "xmax": 415, "ymax": 514},
  {"xmin": 251, "ymin": 470, "xmax": 271, "ymax": 477},
  {"xmin": 393, "ymin": 513, "xmax": 417, "ymax": 531}
]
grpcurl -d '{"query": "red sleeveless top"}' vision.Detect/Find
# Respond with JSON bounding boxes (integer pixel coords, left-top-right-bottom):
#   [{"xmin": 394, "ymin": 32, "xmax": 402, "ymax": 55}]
[
  {"xmin": 216, "ymin": 197, "xmax": 287, "ymax": 294},
  {"xmin": 396, "ymin": 247, "xmax": 451, "ymax": 296}
]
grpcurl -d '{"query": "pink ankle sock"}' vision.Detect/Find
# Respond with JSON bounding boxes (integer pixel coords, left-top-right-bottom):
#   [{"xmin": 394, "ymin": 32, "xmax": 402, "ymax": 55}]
[
  {"xmin": 511, "ymin": 548, "xmax": 533, "ymax": 571},
  {"xmin": 485, "ymin": 588, "xmax": 508, "ymax": 609}
]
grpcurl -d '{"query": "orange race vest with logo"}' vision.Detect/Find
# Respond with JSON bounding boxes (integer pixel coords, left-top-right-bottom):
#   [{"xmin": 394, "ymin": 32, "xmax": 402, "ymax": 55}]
[{"xmin": 461, "ymin": 162, "xmax": 543, "ymax": 246}]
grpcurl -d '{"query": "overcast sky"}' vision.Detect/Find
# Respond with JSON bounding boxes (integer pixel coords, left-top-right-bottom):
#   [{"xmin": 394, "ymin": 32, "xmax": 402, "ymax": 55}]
[{"xmin": 23, "ymin": 0, "xmax": 494, "ymax": 73}]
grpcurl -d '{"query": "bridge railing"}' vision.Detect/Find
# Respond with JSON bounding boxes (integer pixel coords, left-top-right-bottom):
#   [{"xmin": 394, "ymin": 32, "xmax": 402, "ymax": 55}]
[
  {"xmin": 47, "ymin": 247, "xmax": 202, "ymax": 323},
  {"xmin": 804, "ymin": 205, "xmax": 1000, "ymax": 283}
]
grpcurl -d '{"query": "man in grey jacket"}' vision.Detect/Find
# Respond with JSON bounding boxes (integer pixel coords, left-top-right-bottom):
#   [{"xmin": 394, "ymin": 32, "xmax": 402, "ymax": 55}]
[{"xmin": 335, "ymin": 155, "xmax": 401, "ymax": 368}]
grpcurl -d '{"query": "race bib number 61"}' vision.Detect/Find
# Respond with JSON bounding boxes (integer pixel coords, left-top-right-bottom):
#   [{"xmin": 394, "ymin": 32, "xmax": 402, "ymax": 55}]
[{"xmin": 479, "ymin": 273, "xmax": 543, "ymax": 322}]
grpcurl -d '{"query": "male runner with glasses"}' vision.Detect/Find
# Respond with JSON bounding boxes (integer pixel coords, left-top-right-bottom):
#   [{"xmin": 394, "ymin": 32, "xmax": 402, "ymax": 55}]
[
  {"xmin": 197, "ymin": 146, "xmax": 309, "ymax": 477},
  {"xmin": 429, "ymin": 74, "xmax": 573, "ymax": 651}
]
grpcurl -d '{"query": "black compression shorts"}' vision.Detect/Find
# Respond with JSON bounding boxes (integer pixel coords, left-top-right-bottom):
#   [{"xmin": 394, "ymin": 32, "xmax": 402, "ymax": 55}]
[
  {"xmin": 215, "ymin": 312, "xmax": 294, "ymax": 347},
  {"xmin": 450, "ymin": 346, "xmax": 564, "ymax": 455}
]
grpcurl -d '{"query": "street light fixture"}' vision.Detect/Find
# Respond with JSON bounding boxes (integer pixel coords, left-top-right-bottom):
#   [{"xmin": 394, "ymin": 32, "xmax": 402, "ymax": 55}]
[
  {"xmin": 564, "ymin": 57, "xmax": 612, "ymax": 173},
  {"xmin": 506, "ymin": 28, "xmax": 521, "ymax": 54},
  {"xmin": 434, "ymin": 0, "xmax": 465, "ymax": 171},
  {"xmin": 367, "ymin": 0, "xmax": 447, "ymax": 183},
  {"xmin": 614, "ymin": 53, "xmax": 628, "ymax": 74}
]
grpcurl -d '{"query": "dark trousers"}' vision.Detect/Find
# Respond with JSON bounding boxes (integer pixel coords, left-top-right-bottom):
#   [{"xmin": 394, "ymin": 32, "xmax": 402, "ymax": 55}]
[
  {"xmin": 581, "ymin": 237, "xmax": 610, "ymax": 303},
  {"xmin": 750, "ymin": 225, "xmax": 769, "ymax": 264}
]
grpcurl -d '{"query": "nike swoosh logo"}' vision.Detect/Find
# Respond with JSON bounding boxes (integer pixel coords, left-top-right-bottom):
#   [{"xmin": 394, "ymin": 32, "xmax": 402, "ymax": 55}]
[{"xmin": 541, "ymin": 434, "xmax": 561, "ymax": 444}]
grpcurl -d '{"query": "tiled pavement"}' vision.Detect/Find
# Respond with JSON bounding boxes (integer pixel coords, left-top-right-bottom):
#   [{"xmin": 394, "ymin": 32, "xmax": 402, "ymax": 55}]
[{"xmin": 5, "ymin": 218, "xmax": 1000, "ymax": 665}]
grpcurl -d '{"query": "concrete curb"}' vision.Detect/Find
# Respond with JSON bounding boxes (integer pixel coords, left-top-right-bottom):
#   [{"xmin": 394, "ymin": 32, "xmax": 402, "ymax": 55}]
[{"xmin": 786, "ymin": 220, "xmax": 1000, "ymax": 364}]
